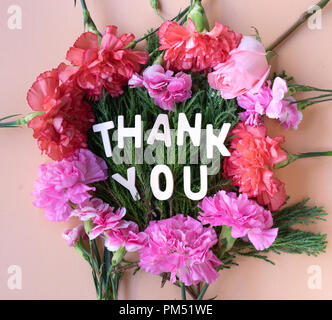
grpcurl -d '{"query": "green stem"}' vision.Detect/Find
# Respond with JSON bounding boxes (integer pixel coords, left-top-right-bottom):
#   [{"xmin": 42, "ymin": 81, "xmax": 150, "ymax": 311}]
[
  {"xmin": 0, "ymin": 121, "xmax": 19, "ymax": 128},
  {"xmin": 0, "ymin": 112, "xmax": 44, "ymax": 128},
  {"xmin": 126, "ymin": 6, "xmax": 190, "ymax": 49},
  {"xmin": 266, "ymin": 0, "xmax": 330, "ymax": 52},
  {"xmin": 80, "ymin": 0, "xmax": 87, "ymax": 11},
  {"xmin": 299, "ymin": 98, "xmax": 332, "ymax": 110},
  {"xmin": 92, "ymin": 240, "xmax": 102, "ymax": 267},
  {"xmin": 289, "ymin": 84, "xmax": 332, "ymax": 93},
  {"xmin": 180, "ymin": 282, "xmax": 187, "ymax": 300},
  {"xmin": 298, "ymin": 151, "xmax": 332, "ymax": 159},
  {"xmin": 291, "ymin": 93, "xmax": 332, "ymax": 105},
  {"xmin": 197, "ymin": 283, "xmax": 209, "ymax": 300},
  {"xmin": 79, "ymin": 0, "xmax": 102, "ymax": 37}
]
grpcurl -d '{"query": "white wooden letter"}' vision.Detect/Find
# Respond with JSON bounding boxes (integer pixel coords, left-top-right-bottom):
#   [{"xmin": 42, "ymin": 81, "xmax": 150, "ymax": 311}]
[
  {"xmin": 147, "ymin": 114, "xmax": 171, "ymax": 147},
  {"xmin": 184, "ymin": 165, "xmax": 208, "ymax": 201},
  {"xmin": 150, "ymin": 165, "xmax": 174, "ymax": 200},
  {"xmin": 177, "ymin": 113, "xmax": 202, "ymax": 147},
  {"xmin": 206, "ymin": 123, "xmax": 231, "ymax": 159},
  {"xmin": 112, "ymin": 167, "xmax": 140, "ymax": 201}
]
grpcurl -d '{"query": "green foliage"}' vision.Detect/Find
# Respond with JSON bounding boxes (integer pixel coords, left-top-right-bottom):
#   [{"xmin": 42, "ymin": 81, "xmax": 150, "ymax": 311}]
[
  {"xmin": 88, "ymin": 83, "xmax": 241, "ymax": 230},
  {"xmin": 221, "ymin": 199, "xmax": 328, "ymax": 267}
]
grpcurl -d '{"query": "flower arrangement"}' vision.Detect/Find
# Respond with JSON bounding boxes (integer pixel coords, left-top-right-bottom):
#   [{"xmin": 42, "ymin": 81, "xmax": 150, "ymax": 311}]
[{"xmin": 1, "ymin": 0, "xmax": 332, "ymax": 300}]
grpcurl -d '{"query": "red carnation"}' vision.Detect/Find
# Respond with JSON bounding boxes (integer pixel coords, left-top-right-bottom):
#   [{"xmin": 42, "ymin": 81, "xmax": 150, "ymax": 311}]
[
  {"xmin": 60, "ymin": 26, "xmax": 148, "ymax": 100},
  {"xmin": 223, "ymin": 122, "xmax": 287, "ymax": 211},
  {"xmin": 27, "ymin": 69, "xmax": 94, "ymax": 161},
  {"xmin": 158, "ymin": 18, "xmax": 242, "ymax": 73}
]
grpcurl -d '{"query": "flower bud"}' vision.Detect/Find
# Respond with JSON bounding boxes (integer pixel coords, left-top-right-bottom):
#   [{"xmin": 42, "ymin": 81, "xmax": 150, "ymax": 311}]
[
  {"xmin": 153, "ymin": 52, "xmax": 164, "ymax": 65},
  {"xmin": 188, "ymin": 0, "xmax": 210, "ymax": 32},
  {"xmin": 111, "ymin": 246, "xmax": 127, "ymax": 266},
  {"xmin": 150, "ymin": 0, "xmax": 159, "ymax": 10},
  {"xmin": 74, "ymin": 240, "xmax": 90, "ymax": 262},
  {"xmin": 84, "ymin": 219, "xmax": 94, "ymax": 235},
  {"xmin": 219, "ymin": 225, "xmax": 236, "ymax": 256}
]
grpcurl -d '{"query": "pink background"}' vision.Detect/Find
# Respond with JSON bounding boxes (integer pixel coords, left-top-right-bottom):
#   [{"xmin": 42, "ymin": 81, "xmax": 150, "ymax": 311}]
[{"xmin": 1, "ymin": 0, "xmax": 332, "ymax": 300}]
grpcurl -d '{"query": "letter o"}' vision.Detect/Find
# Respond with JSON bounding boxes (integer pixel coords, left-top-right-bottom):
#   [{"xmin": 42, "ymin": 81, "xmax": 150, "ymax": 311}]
[{"xmin": 150, "ymin": 165, "xmax": 174, "ymax": 200}]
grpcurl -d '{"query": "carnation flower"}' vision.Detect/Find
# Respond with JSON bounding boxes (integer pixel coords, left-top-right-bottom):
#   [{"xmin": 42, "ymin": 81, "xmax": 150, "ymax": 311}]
[
  {"xmin": 208, "ymin": 36, "xmax": 271, "ymax": 99},
  {"xmin": 158, "ymin": 18, "xmax": 242, "ymax": 72},
  {"xmin": 129, "ymin": 65, "xmax": 192, "ymax": 111},
  {"xmin": 198, "ymin": 191, "xmax": 278, "ymax": 250},
  {"xmin": 27, "ymin": 68, "xmax": 94, "ymax": 160},
  {"xmin": 223, "ymin": 122, "xmax": 287, "ymax": 211},
  {"xmin": 263, "ymin": 77, "xmax": 289, "ymax": 118},
  {"xmin": 278, "ymin": 97, "xmax": 303, "ymax": 130},
  {"xmin": 237, "ymin": 81, "xmax": 272, "ymax": 126},
  {"xmin": 60, "ymin": 26, "xmax": 148, "ymax": 100},
  {"xmin": 238, "ymin": 111, "xmax": 264, "ymax": 127},
  {"xmin": 33, "ymin": 149, "xmax": 108, "ymax": 222},
  {"xmin": 62, "ymin": 224, "xmax": 86, "ymax": 247},
  {"xmin": 72, "ymin": 198, "xmax": 147, "ymax": 252},
  {"xmin": 237, "ymin": 77, "xmax": 303, "ymax": 130},
  {"xmin": 138, "ymin": 214, "xmax": 222, "ymax": 286}
]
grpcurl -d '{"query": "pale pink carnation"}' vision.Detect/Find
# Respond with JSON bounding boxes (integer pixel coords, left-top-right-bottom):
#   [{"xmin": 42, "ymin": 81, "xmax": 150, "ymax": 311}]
[
  {"xmin": 72, "ymin": 198, "xmax": 147, "ymax": 252},
  {"xmin": 129, "ymin": 65, "xmax": 192, "ymax": 111},
  {"xmin": 138, "ymin": 214, "xmax": 222, "ymax": 286},
  {"xmin": 278, "ymin": 97, "xmax": 303, "ymax": 130},
  {"xmin": 208, "ymin": 36, "xmax": 271, "ymax": 99},
  {"xmin": 33, "ymin": 149, "xmax": 108, "ymax": 222},
  {"xmin": 62, "ymin": 224, "xmax": 86, "ymax": 247},
  {"xmin": 198, "ymin": 191, "xmax": 278, "ymax": 251},
  {"xmin": 265, "ymin": 77, "xmax": 289, "ymax": 119}
]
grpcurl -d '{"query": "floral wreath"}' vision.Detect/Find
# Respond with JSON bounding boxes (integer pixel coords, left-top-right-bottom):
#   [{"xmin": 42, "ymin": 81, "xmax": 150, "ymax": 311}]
[{"xmin": 2, "ymin": 0, "xmax": 331, "ymax": 300}]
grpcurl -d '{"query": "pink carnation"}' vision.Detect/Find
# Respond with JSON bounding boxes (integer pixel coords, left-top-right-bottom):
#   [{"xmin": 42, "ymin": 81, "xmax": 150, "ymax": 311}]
[
  {"xmin": 105, "ymin": 222, "xmax": 148, "ymax": 252},
  {"xmin": 237, "ymin": 77, "xmax": 303, "ymax": 130},
  {"xmin": 129, "ymin": 65, "xmax": 192, "ymax": 111},
  {"xmin": 208, "ymin": 36, "xmax": 271, "ymax": 99},
  {"xmin": 237, "ymin": 81, "xmax": 272, "ymax": 126},
  {"xmin": 72, "ymin": 198, "xmax": 147, "ymax": 252},
  {"xmin": 264, "ymin": 77, "xmax": 288, "ymax": 118},
  {"xmin": 198, "ymin": 191, "xmax": 278, "ymax": 251},
  {"xmin": 138, "ymin": 214, "xmax": 222, "ymax": 286},
  {"xmin": 62, "ymin": 224, "xmax": 86, "ymax": 247},
  {"xmin": 278, "ymin": 97, "xmax": 303, "ymax": 130},
  {"xmin": 33, "ymin": 149, "xmax": 108, "ymax": 222}
]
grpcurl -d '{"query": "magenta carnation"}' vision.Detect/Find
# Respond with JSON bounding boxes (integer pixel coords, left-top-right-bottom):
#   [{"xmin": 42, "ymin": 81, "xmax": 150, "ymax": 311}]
[
  {"xmin": 72, "ymin": 198, "xmax": 147, "ymax": 252},
  {"xmin": 138, "ymin": 214, "xmax": 222, "ymax": 286},
  {"xmin": 237, "ymin": 81, "xmax": 272, "ymax": 126},
  {"xmin": 105, "ymin": 221, "xmax": 148, "ymax": 252},
  {"xmin": 32, "ymin": 149, "xmax": 108, "ymax": 222},
  {"xmin": 198, "ymin": 191, "xmax": 278, "ymax": 251},
  {"xmin": 237, "ymin": 77, "xmax": 303, "ymax": 130},
  {"xmin": 129, "ymin": 65, "xmax": 192, "ymax": 111}
]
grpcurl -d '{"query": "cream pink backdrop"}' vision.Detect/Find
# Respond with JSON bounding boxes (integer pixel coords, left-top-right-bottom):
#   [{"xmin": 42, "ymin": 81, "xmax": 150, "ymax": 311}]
[{"xmin": 0, "ymin": 0, "xmax": 331, "ymax": 300}]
